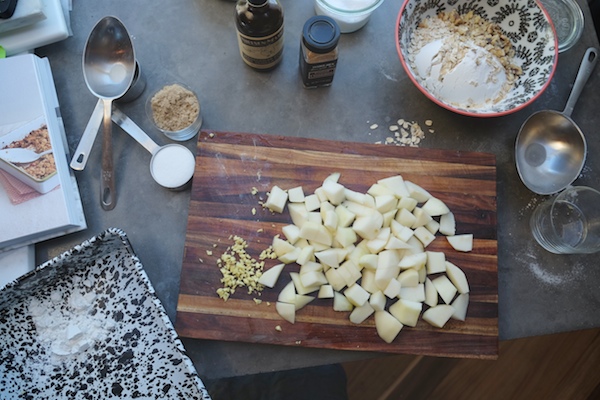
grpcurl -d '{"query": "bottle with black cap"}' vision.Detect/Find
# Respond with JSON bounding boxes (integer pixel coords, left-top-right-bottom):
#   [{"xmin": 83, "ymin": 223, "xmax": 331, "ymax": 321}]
[
  {"xmin": 299, "ymin": 15, "xmax": 341, "ymax": 88},
  {"xmin": 235, "ymin": 0, "xmax": 284, "ymax": 71}
]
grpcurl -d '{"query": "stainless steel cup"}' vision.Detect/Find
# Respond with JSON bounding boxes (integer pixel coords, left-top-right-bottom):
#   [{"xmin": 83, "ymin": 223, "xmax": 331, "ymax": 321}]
[{"xmin": 116, "ymin": 61, "xmax": 146, "ymax": 103}]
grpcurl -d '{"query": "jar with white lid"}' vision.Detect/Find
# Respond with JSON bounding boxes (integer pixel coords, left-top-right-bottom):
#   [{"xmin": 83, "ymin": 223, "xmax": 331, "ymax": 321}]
[{"xmin": 314, "ymin": 0, "xmax": 384, "ymax": 33}]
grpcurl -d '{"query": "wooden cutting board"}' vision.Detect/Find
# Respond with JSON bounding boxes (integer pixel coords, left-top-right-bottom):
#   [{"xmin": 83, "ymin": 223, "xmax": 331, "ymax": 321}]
[{"xmin": 176, "ymin": 131, "xmax": 498, "ymax": 360}]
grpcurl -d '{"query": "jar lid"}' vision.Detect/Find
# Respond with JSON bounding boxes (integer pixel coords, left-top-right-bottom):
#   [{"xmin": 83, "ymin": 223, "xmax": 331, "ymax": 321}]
[{"xmin": 302, "ymin": 16, "xmax": 341, "ymax": 53}]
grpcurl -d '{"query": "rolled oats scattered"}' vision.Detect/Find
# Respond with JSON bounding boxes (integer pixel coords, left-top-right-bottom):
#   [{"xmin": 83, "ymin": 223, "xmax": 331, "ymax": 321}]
[{"xmin": 369, "ymin": 118, "xmax": 432, "ymax": 147}]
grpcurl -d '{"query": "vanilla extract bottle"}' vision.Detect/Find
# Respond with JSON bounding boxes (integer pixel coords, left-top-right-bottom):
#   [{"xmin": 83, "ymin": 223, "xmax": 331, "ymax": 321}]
[{"xmin": 235, "ymin": 0, "xmax": 284, "ymax": 71}]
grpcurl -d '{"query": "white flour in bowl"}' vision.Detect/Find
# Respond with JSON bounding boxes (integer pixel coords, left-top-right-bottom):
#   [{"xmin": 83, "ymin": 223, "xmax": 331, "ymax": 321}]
[{"xmin": 408, "ymin": 11, "xmax": 522, "ymax": 109}]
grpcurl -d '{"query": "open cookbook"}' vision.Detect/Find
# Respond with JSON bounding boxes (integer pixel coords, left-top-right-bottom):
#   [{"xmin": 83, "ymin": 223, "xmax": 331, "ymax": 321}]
[{"xmin": 0, "ymin": 54, "xmax": 86, "ymax": 253}]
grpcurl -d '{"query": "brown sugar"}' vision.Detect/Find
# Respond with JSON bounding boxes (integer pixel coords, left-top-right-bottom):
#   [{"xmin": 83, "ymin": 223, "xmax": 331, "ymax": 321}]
[{"xmin": 150, "ymin": 84, "xmax": 199, "ymax": 132}]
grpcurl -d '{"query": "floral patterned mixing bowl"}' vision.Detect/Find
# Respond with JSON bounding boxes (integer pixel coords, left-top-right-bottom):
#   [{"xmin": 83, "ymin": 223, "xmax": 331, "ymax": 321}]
[{"xmin": 396, "ymin": 0, "xmax": 558, "ymax": 117}]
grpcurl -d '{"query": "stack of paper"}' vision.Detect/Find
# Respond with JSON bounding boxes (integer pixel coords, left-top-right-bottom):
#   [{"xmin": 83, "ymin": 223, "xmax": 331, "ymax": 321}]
[{"xmin": 0, "ymin": 0, "xmax": 70, "ymax": 56}]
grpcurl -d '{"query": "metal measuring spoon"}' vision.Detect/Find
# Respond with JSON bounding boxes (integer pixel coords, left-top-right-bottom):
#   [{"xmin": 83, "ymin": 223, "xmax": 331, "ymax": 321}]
[
  {"xmin": 0, "ymin": 148, "xmax": 52, "ymax": 164},
  {"xmin": 82, "ymin": 16, "xmax": 135, "ymax": 210},
  {"xmin": 516, "ymin": 47, "xmax": 597, "ymax": 195},
  {"xmin": 70, "ymin": 99, "xmax": 103, "ymax": 171},
  {"xmin": 70, "ymin": 61, "xmax": 145, "ymax": 171}
]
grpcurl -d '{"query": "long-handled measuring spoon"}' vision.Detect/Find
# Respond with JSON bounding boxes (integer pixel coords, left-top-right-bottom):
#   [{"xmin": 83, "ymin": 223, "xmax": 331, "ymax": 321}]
[
  {"xmin": 70, "ymin": 99, "xmax": 103, "ymax": 171},
  {"xmin": 516, "ymin": 47, "xmax": 597, "ymax": 195},
  {"xmin": 82, "ymin": 16, "xmax": 135, "ymax": 210},
  {"xmin": 70, "ymin": 61, "xmax": 145, "ymax": 171}
]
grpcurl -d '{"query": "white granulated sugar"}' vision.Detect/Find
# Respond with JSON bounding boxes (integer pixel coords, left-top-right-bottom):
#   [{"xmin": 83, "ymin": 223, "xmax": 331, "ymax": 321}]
[{"xmin": 28, "ymin": 286, "xmax": 115, "ymax": 360}]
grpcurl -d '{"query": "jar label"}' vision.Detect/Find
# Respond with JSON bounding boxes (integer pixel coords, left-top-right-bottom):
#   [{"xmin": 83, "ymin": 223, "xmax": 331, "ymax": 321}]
[
  {"xmin": 300, "ymin": 58, "xmax": 338, "ymax": 87},
  {"xmin": 237, "ymin": 26, "xmax": 284, "ymax": 69}
]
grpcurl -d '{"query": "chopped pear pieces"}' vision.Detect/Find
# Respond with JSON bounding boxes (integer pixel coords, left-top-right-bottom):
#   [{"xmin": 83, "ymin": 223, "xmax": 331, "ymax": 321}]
[
  {"xmin": 445, "ymin": 261, "xmax": 470, "ymax": 294},
  {"xmin": 389, "ymin": 299, "xmax": 422, "ymax": 327},
  {"xmin": 238, "ymin": 173, "xmax": 472, "ymax": 344},
  {"xmin": 350, "ymin": 303, "xmax": 375, "ymax": 324},
  {"xmin": 278, "ymin": 281, "xmax": 296, "ymax": 303},
  {"xmin": 421, "ymin": 197, "xmax": 450, "ymax": 216},
  {"xmin": 447, "ymin": 234, "xmax": 473, "ymax": 252},
  {"xmin": 317, "ymin": 284, "xmax": 334, "ymax": 299},
  {"xmin": 333, "ymin": 291, "xmax": 354, "ymax": 312},
  {"xmin": 451, "ymin": 293, "xmax": 469, "ymax": 321},
  {"xmin": 344, "ymin": 284, "xmax": 370, "ymax": 307},
  {"xmin": 439, "ymin": 212, "xmax": 456, "ymax": 236},
  {"xmin": 265, "ymin": 185, "xmax": 288, "ymax": 213},
  {"xmin": 422, "ymin": 304, "xmax": 454, "ymax": 328},
  {"xmin": 288, "ymin": 186, "xmax": 305, "ymax": 203},
  {"xmin": 375, "ymin": 310, "xmax": 403, "ymax": 343},
  {"xmin": 432, "ymin": 275, "xmax": 458, "ymax": 304},
  {"xmin": 258, "ymin": 263, "xmax": 285, "ymax": 288},
  {"xmin": 276, "ymin": 301, "xmax": 295, "ymax": 324}
]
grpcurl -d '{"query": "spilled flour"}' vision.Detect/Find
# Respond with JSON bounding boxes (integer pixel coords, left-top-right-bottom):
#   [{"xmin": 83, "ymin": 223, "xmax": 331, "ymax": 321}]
[
  {"xmin": 522, "ymin": 243, "xmax": 584, "ymax": 286},
  {"xmin": 518, "ymin": 196, "xmax": 542, "ymax": 218},
  {"xmin": 29, "ymin": 286, "xmax": 115, "ymax": 360}
]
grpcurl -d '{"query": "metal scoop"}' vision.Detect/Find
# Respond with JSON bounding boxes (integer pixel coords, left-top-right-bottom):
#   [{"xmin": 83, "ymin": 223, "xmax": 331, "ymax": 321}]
[
  {"xmin": 0, "ymin": 148, "xmax": 52, "ymax": 164},
  {"xmin": 82, "ymin": 16, "xmax": 135, "ymax": 210},
  {"xmin": 112, "ymin": 108, "xmax": 195, "ymax": 190},
  {"xmin": 516, "ymin": 47, "xmax": 597, "ymax": 195}
]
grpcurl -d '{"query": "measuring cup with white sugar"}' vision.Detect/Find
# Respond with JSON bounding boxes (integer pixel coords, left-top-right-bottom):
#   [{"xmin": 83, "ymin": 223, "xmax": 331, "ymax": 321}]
[{"xmin": 112, "ymin": 108, "xmax": 195, "ymax": 190}]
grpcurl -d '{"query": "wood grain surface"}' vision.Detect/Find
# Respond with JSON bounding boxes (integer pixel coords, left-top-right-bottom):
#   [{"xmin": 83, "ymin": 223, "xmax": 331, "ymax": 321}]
[{"xmin": 175, "ymin": 131, "xmax": 498, "ymax": 359}]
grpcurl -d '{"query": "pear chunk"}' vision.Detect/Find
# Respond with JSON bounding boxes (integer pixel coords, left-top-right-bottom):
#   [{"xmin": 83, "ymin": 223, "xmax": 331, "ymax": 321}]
[
  {"xmin": 375, "ymin": 311, "xmax": 403, "ymax": 343},
  {"xmin": 258, "ymin": 263, "xmax": 285, "ymax": 288},
  {"xmin": 447, "ymin": 234, "xmax": 473, "ymax": 252},
  {"xmin": 422, "ymin": 304, "xmax": 454, "ymax": 328}
]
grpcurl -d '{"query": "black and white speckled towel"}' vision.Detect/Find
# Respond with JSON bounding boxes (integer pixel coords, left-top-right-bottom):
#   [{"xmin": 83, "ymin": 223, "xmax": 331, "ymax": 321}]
[{"xmin": 0, "ymin": 228, "xmax": 211, "ymax": 399}]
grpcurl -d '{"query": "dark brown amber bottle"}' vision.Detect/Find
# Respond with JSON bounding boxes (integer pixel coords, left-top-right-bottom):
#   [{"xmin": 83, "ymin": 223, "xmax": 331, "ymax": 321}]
[{"xmin": 235, "ymin": 0, "xmax": 284, "ymax": 70}]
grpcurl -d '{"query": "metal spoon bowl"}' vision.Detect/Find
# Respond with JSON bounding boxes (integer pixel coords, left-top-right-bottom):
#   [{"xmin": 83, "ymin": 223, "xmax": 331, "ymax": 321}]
[
  {"xmin": 516, "ymin": 47, "xmax": 596, "ymax": 195},
  {"xmin": 82, "ymin": 16, "xmax": 135, "ymax": 210}
]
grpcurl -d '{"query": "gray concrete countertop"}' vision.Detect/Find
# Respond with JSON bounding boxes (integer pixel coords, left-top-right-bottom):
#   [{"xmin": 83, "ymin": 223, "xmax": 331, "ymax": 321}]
[{"xmin": 35, "ymin": 0, "xmax": 600, "ymax": 379}]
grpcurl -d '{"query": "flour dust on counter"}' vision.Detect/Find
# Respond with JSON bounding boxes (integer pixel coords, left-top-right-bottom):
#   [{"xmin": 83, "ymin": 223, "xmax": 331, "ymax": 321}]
[{"xmin": 521, "ymin": 242, "xmax": 585, "ymax": 287}]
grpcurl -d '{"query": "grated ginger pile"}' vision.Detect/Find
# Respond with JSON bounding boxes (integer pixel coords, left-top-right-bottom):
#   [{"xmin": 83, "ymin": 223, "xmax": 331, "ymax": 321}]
[{"xmin": 216, "ymin": 235, "xmax": 276, "ymax": 301}]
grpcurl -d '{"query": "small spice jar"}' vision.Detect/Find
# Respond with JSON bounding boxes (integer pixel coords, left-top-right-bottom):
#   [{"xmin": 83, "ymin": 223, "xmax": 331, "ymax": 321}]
[{"xmin": 299, "ymin": 15, "xmax": 341, "ymax": 88}]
